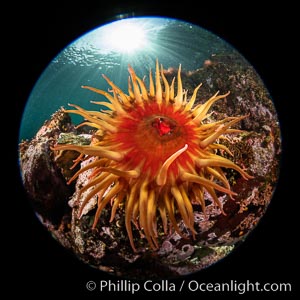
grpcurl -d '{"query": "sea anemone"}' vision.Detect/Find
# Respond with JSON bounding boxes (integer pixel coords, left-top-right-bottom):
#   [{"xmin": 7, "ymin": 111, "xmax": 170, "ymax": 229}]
[{"xmin": 53, "ymin": 60, "xmax": 253, "ymax": 252}]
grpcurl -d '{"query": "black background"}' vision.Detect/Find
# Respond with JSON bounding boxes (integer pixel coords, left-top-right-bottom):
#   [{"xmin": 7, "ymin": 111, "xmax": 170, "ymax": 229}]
[{"xmin": 13, "ymin": 1, "xmax": 296, "ymax": 297}]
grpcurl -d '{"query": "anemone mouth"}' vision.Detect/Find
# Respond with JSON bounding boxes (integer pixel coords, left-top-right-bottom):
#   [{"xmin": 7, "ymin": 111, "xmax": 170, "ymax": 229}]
[
  {"xmin": 52, "ymin": 60, "xmax": 253, "ymax": 252},
  {"xmin": 150, "ymin": 115, "xmax": 178, "ymax": 137}
]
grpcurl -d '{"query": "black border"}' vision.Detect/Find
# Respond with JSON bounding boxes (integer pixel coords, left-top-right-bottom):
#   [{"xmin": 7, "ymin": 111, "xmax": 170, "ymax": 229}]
[{"xmin": 13, "ymin": 1, "xmax": 296, "ymax": 297}]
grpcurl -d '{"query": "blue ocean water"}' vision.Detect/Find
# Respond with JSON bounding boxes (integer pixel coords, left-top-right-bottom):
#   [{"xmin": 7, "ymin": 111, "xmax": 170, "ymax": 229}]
[{"xmin": 19, "ymin": 17, "xmax": 232, "ymax": 141}]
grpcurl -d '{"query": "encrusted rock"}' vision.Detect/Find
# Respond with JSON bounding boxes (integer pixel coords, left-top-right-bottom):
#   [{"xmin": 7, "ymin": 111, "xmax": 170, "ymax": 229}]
[{"xmin": 19, "ymin": 53, "xmax": 281, "ymax": 278}]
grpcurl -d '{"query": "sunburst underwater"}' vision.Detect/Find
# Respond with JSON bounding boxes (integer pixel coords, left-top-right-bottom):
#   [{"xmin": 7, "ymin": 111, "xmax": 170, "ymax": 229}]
[{"xmin": 52, "ymin": 59, "xmax": 253, "ymax": 252}]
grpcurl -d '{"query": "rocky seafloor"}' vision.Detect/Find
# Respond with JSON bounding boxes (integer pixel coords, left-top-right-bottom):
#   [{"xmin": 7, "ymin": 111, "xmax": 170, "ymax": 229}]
[{"xmin": 19, "ymin": 53, "xmax": 281, "ymax": 279}]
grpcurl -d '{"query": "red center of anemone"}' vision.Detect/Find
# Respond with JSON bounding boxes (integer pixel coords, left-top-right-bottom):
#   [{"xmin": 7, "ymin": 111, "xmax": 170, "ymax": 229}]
[
  {"xmin": 114, "ymin": 101, "xmax": 198, "ymax": 179},
  {"xmin": 152, "ymin": 117, "xmax": 173, "ymax": 136}
]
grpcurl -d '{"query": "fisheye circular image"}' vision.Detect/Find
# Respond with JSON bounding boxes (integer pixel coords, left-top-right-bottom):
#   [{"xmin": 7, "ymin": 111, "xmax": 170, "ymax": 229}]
[{"xmin": 18, "ymin": 17, "xmax": 281, "ymax": 278}]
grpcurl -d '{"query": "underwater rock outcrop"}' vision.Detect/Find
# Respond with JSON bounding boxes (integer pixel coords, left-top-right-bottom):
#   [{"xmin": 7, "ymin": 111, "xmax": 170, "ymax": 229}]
[{"xmin": 19, "ymin": 53, "xmax": 281, "ymax": 278}]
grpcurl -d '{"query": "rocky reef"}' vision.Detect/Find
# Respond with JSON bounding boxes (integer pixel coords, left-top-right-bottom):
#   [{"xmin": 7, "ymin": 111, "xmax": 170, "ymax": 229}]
[{"xmin": 19, "ymin": 53, "xmax": 281, "ymax": 278}]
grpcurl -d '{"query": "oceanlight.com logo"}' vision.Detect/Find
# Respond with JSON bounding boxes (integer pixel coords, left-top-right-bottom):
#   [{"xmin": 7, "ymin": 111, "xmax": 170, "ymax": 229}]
[{"xmin": 85, "ymin": 279, "xmax": 292, "ymax": 294}]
